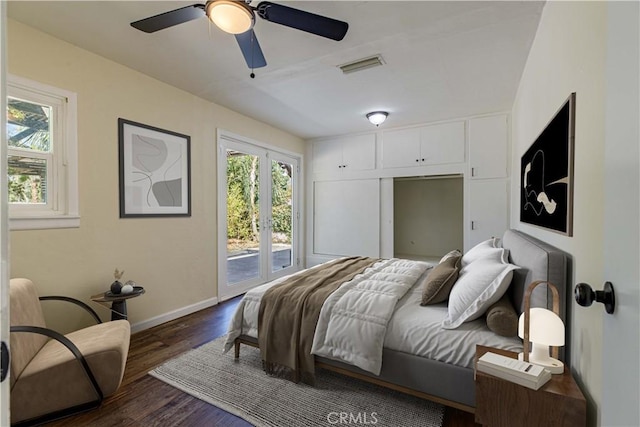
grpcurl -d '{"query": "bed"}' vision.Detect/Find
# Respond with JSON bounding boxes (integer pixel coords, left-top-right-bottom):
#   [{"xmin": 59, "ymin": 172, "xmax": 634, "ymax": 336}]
[{"xmin": 223, "ymin": 229, "xmax": 569, "ymax": 412}]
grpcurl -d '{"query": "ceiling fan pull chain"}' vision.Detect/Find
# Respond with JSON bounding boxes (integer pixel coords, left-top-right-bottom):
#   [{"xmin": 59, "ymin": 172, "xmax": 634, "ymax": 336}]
[{"xmin": 250, "ymin": 30, "xmax": 256, "ymax": 79}]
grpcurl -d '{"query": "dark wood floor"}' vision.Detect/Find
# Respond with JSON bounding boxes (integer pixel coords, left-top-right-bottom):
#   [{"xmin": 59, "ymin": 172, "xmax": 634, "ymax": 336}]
[{"xmin": 48, "ymin": 297, "xmax": 479, "ymax": 426}]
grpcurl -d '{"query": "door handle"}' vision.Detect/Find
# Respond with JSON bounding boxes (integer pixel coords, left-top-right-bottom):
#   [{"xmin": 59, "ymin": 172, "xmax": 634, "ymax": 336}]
[{"xmin": 1, "ymin": 341, "xmax": 9, "ymax": 382}]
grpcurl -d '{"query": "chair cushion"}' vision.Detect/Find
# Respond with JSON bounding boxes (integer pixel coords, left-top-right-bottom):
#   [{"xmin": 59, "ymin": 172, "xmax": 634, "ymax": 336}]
[
  {"xmin": 9, "ymin": 278, "xmax": 48, "ymax": 389},
  {"xmin": 10, "ymin": 320, "xmax": 130, "ymax": 423}
]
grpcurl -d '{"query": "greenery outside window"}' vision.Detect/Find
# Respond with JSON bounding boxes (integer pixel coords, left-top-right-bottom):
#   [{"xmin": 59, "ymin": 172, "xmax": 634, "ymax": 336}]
[{"xmin": 6, "ymin": 75, "xmax": 78, "ymax": 229}]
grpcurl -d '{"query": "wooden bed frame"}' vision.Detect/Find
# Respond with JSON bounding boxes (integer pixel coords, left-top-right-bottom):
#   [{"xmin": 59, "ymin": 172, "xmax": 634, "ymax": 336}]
[
  {"xmin": 233, "ymin": 335, "xmax": 475, "ymax": 413},
  {"xmin": 232, "ymin": 229, "xmax": 570, "ymax": 413}
]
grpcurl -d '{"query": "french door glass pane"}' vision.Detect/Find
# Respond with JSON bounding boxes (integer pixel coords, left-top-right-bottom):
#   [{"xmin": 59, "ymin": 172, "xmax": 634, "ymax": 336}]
[
  {"xmin": 271, "ymin": 159, "xmax": 293, "ymax": 272},
  {"xmin": 226, "ymin": 149, "xmax": 260, "ymax": 284}
]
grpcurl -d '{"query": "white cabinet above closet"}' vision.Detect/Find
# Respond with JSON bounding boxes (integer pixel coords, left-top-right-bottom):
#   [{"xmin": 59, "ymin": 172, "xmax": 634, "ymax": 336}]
[
  {"xmin": 381, "ymin": 121, "xmax": 465, "ymax": 169},
  {"xmin": 312, "ymin": 133, "xmax": 376, "ymax": 174},
  {"xmin": 468, "ymin": 115, "xmax": 508, "ymax": 179}
]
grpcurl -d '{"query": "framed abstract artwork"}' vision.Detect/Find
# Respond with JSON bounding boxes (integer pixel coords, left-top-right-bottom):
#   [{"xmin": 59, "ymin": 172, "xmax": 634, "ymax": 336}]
[
  {"xmin": 520, "ymin": 93, "xmax": 576, "ymax": 236},
  {"xmin": 118, "ymin": 118, "xmax": 191, "ymax": 218}
]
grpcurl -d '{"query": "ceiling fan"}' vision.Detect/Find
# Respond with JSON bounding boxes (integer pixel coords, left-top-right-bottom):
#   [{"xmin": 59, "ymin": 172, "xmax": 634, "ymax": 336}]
[{"xmin": 131, "ymin": 0, "xmax": 349, "ymax": 75}]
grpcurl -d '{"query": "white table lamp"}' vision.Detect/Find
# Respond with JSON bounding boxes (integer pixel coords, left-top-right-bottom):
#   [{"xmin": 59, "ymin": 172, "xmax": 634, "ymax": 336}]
[{"xmin": 518, "ymin": 281, "xmax": 565, "ymax": 375}]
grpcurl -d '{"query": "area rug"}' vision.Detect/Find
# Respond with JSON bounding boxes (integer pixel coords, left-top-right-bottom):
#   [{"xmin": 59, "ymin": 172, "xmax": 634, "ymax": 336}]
[{"xmin": 149, "ymin": 336, "xmax": 445, "ymax": 427}]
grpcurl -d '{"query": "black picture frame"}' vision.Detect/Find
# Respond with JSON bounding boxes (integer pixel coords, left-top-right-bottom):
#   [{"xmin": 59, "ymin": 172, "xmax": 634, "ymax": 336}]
[
  {"xmin": 520, "ymin": 93, "xmax": 576, "ymax": 236},
  {"xmin": 118, "ymin": 118, "xmax": 191, "ymax": 218}
]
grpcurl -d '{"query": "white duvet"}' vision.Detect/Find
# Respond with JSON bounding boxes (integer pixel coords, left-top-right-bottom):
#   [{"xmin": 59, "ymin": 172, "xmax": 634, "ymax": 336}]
[
  {"xmin": 310, "ymin": 258, "xmax": 428, "ymax": 374},
  {"xmin": 223, "ymin": 258, "xmax": 522, "ymax": 375},
  {"xmin": 224, "ymin": 258, "xmax": 428, "ymax": 373}
]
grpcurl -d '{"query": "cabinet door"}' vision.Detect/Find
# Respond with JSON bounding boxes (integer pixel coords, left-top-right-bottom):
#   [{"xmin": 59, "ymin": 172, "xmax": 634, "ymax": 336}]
[
  {"xmin": 313, "ymin": 179, "xmax": 380, "ymax": 257},
  {"xmin": 382, "ymin": 128, "xmax": 421, "ymax": 168},
  {"xmin": 469, "ymin": 115, "xmax": 508, "ymax": 179},
  {"xmin": 313, "ymin": 138, "xmax": 343, "ymax": 173},
  {"xmin": 341, "ymin": 134, "xmax": 376, "ymax": 171},
  {"xmin": 313, "ymin": 181, "xmax": 343, "ymax": 255},
  {"xmin": 421, "ymin": 121, "xmax": 465, "ymax": 165},
  {"xmin": 467, "ymin": 180, "xmax": 508, "ymax": 249}
]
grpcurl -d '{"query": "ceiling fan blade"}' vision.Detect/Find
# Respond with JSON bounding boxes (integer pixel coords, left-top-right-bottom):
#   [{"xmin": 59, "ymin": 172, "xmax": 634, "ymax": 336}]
[
  {"xmin": 235, "ymin": 30, "xmax": 267, "ymax": 69},
  {"xmin": 131, "ymin": 4, "xmax": 206, "ymax": 33},
  {"xmin": 256, "ymin": 2, "xmax": 348, "ymax": 41}
]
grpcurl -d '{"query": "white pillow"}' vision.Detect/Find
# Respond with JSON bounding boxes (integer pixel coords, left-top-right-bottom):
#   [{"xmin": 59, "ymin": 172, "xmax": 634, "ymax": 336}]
[
  {"xmin": 441, "ymin": 250, "xmax": 519, "ymax": 329},
  {"xmin": 461, "ymin": 237, "xmax": 505, "ymax": 267}
]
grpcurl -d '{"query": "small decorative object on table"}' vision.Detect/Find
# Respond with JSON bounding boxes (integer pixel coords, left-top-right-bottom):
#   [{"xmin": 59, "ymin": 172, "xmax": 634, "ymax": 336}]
[
  {"xmin": 110, "ymin": 268, "xmax": 125, "ymax": 294},
  {"xmin": 92, "ymin": 269, "xmax": 145, "ymax": 321},
  {"xmin": 477, "ymin": 351, "xmax": 551, "ymax": 390},
  {"xmin": 121, "ymin": 280, "xmax": 136, "ymax": 294}
]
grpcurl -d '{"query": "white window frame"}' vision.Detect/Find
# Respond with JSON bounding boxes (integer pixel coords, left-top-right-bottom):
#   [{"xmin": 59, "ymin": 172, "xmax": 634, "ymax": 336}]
[{"xmin": 7, "ymin": 75, "xmax": 79, "ymax": 230}]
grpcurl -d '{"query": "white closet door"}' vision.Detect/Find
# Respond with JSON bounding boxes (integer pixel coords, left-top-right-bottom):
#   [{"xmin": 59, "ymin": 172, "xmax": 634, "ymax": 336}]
[
  {"xmin": 314, "ymin": 179, "xmax": 380, "ymax": 257},
  {"xmin": 467, "ymin": 180, "xmax": 508, "ymax": 249}
]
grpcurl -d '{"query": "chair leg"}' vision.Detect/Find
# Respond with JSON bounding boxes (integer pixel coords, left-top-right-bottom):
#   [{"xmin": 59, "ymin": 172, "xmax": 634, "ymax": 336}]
[{"xmin": 234, "ymin": 340, "xmax": 240, "ymax": 359}]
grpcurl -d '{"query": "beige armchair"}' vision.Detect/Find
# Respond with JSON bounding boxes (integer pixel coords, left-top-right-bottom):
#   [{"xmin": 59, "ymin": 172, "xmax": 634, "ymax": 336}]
[{"xmin": 9, "ymin": 278, "xmax": 131, "ymax": 426}]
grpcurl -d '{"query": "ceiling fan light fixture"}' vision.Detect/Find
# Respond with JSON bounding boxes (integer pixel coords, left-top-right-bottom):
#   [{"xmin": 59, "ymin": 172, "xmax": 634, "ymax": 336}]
[
  {"xmin": 206, "ymin": 0, "xmax": 255, "ymax": 35},
  {"xmin": 366, "ymin": 111, "xmax": 388, "ymax": 126}
]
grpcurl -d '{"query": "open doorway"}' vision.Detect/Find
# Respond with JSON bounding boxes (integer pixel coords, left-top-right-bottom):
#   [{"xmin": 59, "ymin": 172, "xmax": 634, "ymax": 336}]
[{"xmin": 393, "ymin": 175, "xmax": 463, "ymax": 262}]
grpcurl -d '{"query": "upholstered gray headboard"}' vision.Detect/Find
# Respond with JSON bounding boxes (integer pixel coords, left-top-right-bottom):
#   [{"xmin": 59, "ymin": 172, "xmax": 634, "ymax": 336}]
[
  {"xmin": 502, "ymin": 229, "xmax": 570, "ymax": 362},
  {"xmin": 501, "ymin": 229, "xmax": 569, "ymax": 329}
]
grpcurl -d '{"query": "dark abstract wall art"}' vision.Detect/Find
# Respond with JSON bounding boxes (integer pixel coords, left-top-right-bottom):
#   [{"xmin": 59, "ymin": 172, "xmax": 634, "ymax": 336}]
[
  {"xmin": 119, "ymin": 118, "xmax": 191, "ymax": 217},
  {"xmin": 520, "ymin": 93, "xmax": 575, "ymax": 236}
]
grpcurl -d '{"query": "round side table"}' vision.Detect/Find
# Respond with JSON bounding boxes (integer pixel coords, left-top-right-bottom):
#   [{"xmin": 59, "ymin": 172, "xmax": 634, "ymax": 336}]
[{"xmin": 91, "ymin": 286, "xmax": 145, "ymax": 321}]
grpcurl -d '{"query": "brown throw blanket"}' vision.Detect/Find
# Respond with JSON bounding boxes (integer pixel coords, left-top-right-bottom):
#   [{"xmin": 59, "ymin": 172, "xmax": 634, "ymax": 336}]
[{"xmin": 258, "ymin": 256, "xmax": 379, "ymax": 384}]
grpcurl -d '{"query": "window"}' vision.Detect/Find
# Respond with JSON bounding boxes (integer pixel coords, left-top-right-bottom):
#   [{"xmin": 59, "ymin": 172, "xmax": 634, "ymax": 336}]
[{"xmin": 6, "ymin": 75, "xmax": 78, "ymax": 229}]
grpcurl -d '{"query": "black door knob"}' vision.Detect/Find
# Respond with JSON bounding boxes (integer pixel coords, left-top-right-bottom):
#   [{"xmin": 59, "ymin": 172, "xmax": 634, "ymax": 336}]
[{"xmin": 574, "ymin": 281, "xmax": 615, "ymax": 314}]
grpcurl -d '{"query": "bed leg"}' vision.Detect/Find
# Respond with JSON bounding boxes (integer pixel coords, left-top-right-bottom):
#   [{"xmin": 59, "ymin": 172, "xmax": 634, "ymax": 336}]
[{"xmin": 234, "ymin": 340, "xmax": 240, "ymax": 359}]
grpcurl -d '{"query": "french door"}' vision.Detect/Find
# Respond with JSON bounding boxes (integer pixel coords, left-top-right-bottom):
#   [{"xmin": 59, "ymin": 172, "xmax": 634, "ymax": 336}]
[{"xmin": 217, "ymin": 131, "xmax": 300, "ymax": 300}]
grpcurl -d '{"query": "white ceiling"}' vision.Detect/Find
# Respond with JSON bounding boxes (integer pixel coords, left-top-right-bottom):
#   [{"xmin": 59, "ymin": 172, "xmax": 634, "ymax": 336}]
[{"xmin": 7, "ymin": 1, "xmax": 544, "ymax": 140}]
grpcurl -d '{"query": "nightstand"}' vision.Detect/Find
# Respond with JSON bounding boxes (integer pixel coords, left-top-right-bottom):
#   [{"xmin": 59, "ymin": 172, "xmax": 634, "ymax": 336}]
[{"xmin": 474, "ymin": 345, "xmax": 586, "ymax": 427}]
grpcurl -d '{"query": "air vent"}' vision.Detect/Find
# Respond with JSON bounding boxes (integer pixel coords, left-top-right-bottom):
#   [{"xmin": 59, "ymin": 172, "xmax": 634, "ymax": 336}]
[{"xmin": 338, "ymin": 55, "xmax": 385, "ymax": 74}]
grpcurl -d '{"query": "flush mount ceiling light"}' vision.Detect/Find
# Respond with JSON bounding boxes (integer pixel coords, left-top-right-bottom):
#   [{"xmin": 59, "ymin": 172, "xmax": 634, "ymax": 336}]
[
  {"xmin": 206, "ymin": 0, "xmax": 255, "ymax": 34},
  {"xmin": 366, "ymin": 111, "xmax": 388, "ymax": 127}
]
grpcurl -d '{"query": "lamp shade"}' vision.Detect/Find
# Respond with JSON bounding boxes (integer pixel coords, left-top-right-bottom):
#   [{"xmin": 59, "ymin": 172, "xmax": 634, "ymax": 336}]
[
  {"xmin": 366, "ymin": 111, "xmax": 388, "ymax": 126},
  {"xmin": 518, "ymin": 307, "xmax": 565, "ymax": 346},
  {"xmin": 206, "ymin": 0, "xmax": 255, "ymax": 34}
]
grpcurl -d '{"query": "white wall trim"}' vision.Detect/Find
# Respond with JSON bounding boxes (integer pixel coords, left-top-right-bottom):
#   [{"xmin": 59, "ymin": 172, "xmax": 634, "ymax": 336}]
[{"xmin": 129, "ymin": 297, "xmax": 218, "ymax": 334}]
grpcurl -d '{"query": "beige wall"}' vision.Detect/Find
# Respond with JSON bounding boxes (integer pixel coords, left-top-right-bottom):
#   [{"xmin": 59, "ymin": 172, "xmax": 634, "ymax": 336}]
[
  {"xmin": 393, "ymin": 177, "xmax": 463, "ymax": 258},
  {"xmin": 7, "ymin": 19, "xmax": 305, "ymax": 331},
  {"xmin": 510, "ymin": 2, "xmax": 605, "ymax": 424}
]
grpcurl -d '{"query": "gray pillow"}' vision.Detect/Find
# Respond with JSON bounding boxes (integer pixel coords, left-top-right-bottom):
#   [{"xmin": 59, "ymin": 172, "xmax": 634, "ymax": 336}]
[
  {"xmin": 439, "ymin": 249, "xmax": 462, "ymax": 264},
  {"xmin": 485, "ymin": 294, "xmax": 518, "ymax": 337},
  {"xmin": 420, "ymin": 254, "xmax": 461, "ymax": 305}
]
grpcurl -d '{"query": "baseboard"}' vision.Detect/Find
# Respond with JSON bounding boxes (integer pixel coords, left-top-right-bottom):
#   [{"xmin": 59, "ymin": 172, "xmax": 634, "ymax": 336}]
[{"xmin": 130, "ymin": 297, "xmax": 219, "ymax": 334}]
